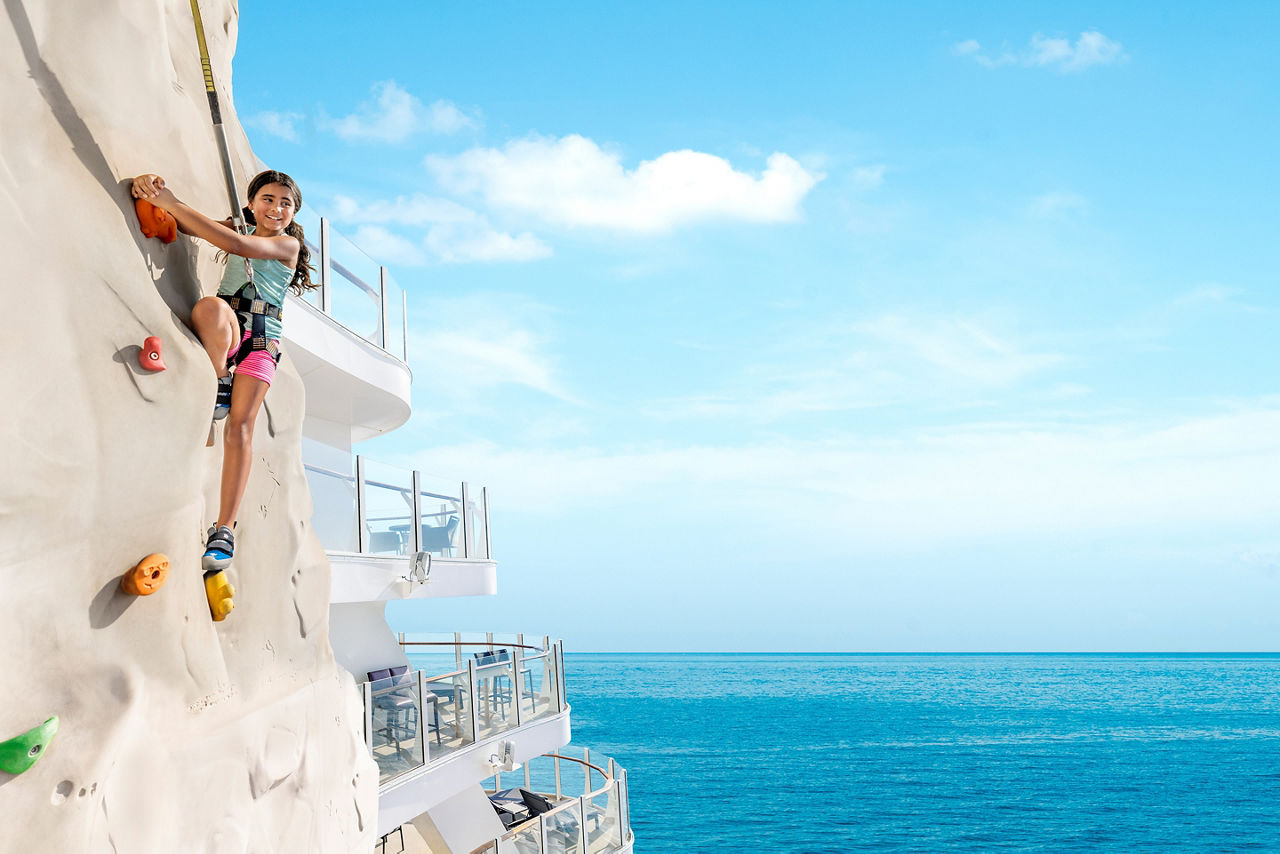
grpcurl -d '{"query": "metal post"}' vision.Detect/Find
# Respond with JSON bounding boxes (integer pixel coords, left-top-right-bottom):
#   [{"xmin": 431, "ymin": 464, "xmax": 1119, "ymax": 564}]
[
  {"xmin": 539, "ymin": 816, "xmax": 549, "ymax": 853},
  {"xmin": 454, "ymin": 632, "xmax": 463, "ymax": 669},
  {"xmin": 524, "ymin": 761, "xmax": 532, "ymax": 789},
  {"xmin": 583, "ymin": 747, "xmax": 592, "ymax": 793},
  {"xmin": 511, "ymin": 644, "xmax": 524, "ymax": 728},
  {"xmin": 578, "ymin": 796, "xmax": 589, "ymax": 852},
  {"xmin": 557, "ymin": 642, "xmax": 568, "ymax": 712},
  {"xmin": 378, "ymin": 266, "xmax": 389, "ymax": 350},
  {"xmin": 401, "ymin": 290, "xmax": 409, "ymax": 363},
  {"xmin": 621, "ymin": 769, "xmax": 631, "ymax": 842},
  {"xmin": 467, "ymin": 659, "xmax": 480, "ymax": 742},
  {"xmin": 417, "ymin": 669, "xmax": 429, "ymax": 765},
  {"xmin": 361, "ymin": 681, "xmax": 373, "ymax": 753},
  {"xmin": 355, "ymin": 455, "xmax": 368, "ymax": 554},
  {"xmin": 482, "ymin": 486, "xmax": 492, "ymax": 560},
  {"xmin": 554, "ymin": 755, "xmax": 562, "ymax": 798},
  {"xmin": 460, "ymin": 482, "xmax": 471, "ymax": 558},
  {"xmin": 411, "ymin": 471, "xmax": 423, "ymax": 554},
  {"xmin": 319, "ymin": 217, "xmax": 331, "ymax": 314},
  {"xmin": 398, "ymin": 631, "xmax": 406, "ymax": 646}
]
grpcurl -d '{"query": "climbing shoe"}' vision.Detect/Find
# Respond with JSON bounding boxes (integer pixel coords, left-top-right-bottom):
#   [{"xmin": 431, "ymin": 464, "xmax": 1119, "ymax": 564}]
[
  {"xmin": 213, "ymin": 375, "xmax": 233, "ymax": 421},
  {"xmin": 202, "ymin": 524, "xmax": 235, "ymax": 574}
]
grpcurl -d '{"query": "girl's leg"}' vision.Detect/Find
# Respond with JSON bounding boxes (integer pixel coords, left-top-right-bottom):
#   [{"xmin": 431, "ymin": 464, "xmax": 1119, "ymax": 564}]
[
  {"xmin": 215, "ymin": 372, "xmax": 270, "ymax": 530},
  {"xmin": 191, "ymin": 297, "xmax": 238, "ymax": 377}
]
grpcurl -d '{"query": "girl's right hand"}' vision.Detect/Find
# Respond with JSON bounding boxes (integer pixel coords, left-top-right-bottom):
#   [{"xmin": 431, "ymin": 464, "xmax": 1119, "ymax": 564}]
[{"xmin": 131, "ymin": 173, "xmax": 166, "ymax": 199}]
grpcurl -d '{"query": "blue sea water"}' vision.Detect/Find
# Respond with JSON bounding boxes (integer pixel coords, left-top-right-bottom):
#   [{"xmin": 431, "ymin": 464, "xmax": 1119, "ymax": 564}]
[{"xmin": 565, "ymin": 654, "xmax": 1280, "ymax": 852}]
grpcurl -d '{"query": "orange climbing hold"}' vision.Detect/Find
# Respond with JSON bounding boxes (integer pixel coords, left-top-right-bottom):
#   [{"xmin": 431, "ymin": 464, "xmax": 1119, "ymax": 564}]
[
  {"xmin": 120, "ymin": 553, "xmax": 170, "ymax": 596},
  {"xmin": 139, "ymin": 336, "xmax": 166, "ymax": 372},
  {"xmin": 134, "ymin": 198, "xmax": 177, "ymax": 243}
]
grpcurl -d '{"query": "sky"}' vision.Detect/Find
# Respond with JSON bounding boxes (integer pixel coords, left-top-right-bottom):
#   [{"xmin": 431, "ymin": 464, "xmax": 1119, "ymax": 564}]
[{"xmin": 232, "ymin": 2, "xmax": 1279, "ymax": 651}]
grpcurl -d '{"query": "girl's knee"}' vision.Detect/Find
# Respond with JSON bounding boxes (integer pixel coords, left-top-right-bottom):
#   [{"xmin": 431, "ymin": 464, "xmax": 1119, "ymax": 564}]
[{"xmin": 223, "ymin": 417, "xmax": 254, "ymax": 449}]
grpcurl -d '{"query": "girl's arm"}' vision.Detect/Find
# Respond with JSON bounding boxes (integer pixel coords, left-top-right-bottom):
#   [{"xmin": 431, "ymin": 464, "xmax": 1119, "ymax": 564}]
[{"xmin": 132, "ymin": 174, "xmax": 297, "ymax": 265}]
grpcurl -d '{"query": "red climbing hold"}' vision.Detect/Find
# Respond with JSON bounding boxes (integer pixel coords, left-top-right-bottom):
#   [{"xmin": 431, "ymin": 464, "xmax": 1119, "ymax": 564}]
[
  {"xmin": 134, "ymin": 198, "xmax": 177, "ymax": 243},
  {"xmin": 139, "ymin": 336, "xmax": 166, "ymax": 372}
]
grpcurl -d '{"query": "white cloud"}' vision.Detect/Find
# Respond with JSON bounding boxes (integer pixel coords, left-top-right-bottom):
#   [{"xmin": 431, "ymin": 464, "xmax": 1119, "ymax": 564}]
[
  {"xmin": 333, "ymin": 193, "xmax": 479, "ymax": 226},
  {"xmin": 955, "ymin": 30, "xmax": 1126, "ymax": 72},
  {"xmin": 324, "ymin": 81, "xmax": 479, "ymax": 143},
  {"xmin": 330, "ymin": 194, "xmax": 551, "ymax": 265},
  {"xmin": 425, "ymin": 134, "xmax": 823, "ymax": 233},
  {"xmin": 651, "ymin": 312, "xmax": 1065, "ymax": 421},
  {"xmin": 851, "ymin": 164, "xmax": 886, "ymax": 191},
  {"xmin": 1028, "ymin": 191, "xmax": 1088, "ymax": 218},
  {"xmin": 246, "ymin": 111, "xmax": 304, "ymax": 142},
  {"xmin": 425, "ymin": 225, "xmax": 551, "ymax": 264},
  {"xmin": 350, "ymin": 225, "xmax": 427, "ymax": 266},
  {"xmin": 413, "ymin": 406, "xmax": 1280, "ymax": 549},
  {"xmin": 406, "ymin": 294, "xmax": 576, "ymax": 403}
]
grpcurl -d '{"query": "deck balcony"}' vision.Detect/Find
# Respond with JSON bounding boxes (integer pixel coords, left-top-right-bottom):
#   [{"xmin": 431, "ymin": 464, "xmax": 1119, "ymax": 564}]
[
  {"xmin": 285, "ymin": 211, "xmax": 413, "ymax": 445},
  {"xmin": 364, "ymin": 636, "xmax": 591, "ymax": 841},
  {"xmin": 304, "ymin": 453, "xmax": 496, "ymax": 602}
]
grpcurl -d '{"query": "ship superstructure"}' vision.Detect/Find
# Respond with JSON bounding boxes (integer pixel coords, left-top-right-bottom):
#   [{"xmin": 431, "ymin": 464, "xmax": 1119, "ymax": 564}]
[{"xmin": 284, "ymin": 209, "xmax": 634, "ymax": 853}]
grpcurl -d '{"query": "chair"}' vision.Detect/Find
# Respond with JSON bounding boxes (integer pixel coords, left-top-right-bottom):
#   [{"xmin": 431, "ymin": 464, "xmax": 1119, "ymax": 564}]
[
  {"xmin": 420, "ymin": 515, "xmax": 459, "ymax": 555},
  {"xmin": 368, "ymin": 668, "xmax": 417, "ymax": 752},
  {"xmin": 367, "ymin": 529, "xmax": 404, "ymax": 555},
  {"xmin": 473, "ymin": 649, "xmax": 514, "ymax": 717}
]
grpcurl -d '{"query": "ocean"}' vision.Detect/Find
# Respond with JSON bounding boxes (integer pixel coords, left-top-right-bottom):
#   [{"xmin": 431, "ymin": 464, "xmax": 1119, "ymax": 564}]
[{"xmin": 565, "ymin": 654, "xmax": 1280, "ymax": 852}]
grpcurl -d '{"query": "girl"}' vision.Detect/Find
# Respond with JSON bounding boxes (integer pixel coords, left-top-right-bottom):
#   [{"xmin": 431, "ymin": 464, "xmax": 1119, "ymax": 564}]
[{"xmin": 131, "ymin": 170, "xmax": 315, "ymax": 580}]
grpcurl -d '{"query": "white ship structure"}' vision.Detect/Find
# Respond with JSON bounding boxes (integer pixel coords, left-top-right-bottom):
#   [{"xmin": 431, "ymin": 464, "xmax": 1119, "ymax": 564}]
[{"xmin": 285, "ymin": 210, "xmax": 636, "ymax": 853}]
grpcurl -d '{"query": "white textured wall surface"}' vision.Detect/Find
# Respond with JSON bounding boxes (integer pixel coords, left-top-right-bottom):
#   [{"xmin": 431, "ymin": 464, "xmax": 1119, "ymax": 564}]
[{"xmin": 0, "ymin": 1, "xmax": 378, "ymax": 850}]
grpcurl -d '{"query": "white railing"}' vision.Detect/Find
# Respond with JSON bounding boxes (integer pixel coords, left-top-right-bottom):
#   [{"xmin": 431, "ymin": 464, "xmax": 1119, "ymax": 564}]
[
  {"xmin": 479, "ymin": 750, "xmax": 633, "ymax": 854},
  {"xmin": 292, "ymin": 207, "xmax": 407, "ymax": 363},
  {"xmin": 302, "ymin": 454, "xmax": 490, "ymax": 560},
  {"xmin": 361, "ymin": 636, "xmax": 567, "ymax": 787}
]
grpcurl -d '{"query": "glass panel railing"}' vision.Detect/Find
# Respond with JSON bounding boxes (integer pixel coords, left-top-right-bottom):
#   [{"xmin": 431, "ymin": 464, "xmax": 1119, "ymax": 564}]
[
  {"xmin": 303, "ymin": 456, "xmax": 358, "ymax": 552},
  {"xmin": 588, "ymin": 788, "xmax": 622, "ymax": 852},
  {"xmin": 361, "ymin": 458, "xmax": 414, "ymax": 555},
  {"xmin": 519, "ymin": 650, "xmax": 557, "ymax": 726},
  {"xmin": 383, "ymin": 268, "xmax": 406, "ymax": 362},
  {"xmin": 504, "ymin": 823, "xmax": 543, "ymax": 854},
  {"xmin": 423, "ymin": 670, "xmax": 474, "ymax": 756},
  {"xmin": 466, "ymin": 486, "xmax": 490, "ymax": 559},
  {"xmin": 419, "ymin": 477, "xmax": 464, "ymax": 557},
  {"xmin": 368, "ymin": 674, "xmax": 424, "ymax": 784},
  {"xmin": 326, "ymin": 222, "xmax": 382, "ymax": 347},
  {"xmin": 545, "ymin": 800, "xmax": 584, "ymax": 854},
  {"xmin": 475, "ymin": 656, "xmax": 518, "ymax": 740}
]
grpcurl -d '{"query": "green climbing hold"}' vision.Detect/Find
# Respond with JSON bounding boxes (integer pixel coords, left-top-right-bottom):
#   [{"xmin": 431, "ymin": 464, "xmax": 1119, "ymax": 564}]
[{"xmin": 0, "ymin": 716, "xmax": 58, "ymax": 775}]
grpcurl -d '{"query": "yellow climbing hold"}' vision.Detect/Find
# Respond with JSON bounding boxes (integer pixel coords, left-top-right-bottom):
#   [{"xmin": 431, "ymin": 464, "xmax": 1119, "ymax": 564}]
[{"xmin": 204, "ymin": 571, "xmax": 234, "ymax": 622}]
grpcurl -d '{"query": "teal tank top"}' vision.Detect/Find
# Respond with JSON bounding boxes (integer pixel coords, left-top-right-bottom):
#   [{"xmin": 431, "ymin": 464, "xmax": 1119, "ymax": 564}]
[{"xmin": 216, "ymin": 227, "xmax": 294, "ymax": 340}]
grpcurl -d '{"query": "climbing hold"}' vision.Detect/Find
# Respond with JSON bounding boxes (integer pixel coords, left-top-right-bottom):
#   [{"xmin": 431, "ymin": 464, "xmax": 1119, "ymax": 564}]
[
  {"xmin": 134, "ymin": 198, "xmax": 177, "ymax": 243},
  {"xmin": 138, "ymin": 336, "xmax": 166, "ymax": 372},
  {"xmin": 120, "ymin": 553, "xmax": 170, "ymax": 596},
  {"xmin": 0, "ymin": 716, "xmax": 59, "ymax": 776},
  {"xmin": 204, "ymin": 571, "xmax": 235, "ymax": 622}
]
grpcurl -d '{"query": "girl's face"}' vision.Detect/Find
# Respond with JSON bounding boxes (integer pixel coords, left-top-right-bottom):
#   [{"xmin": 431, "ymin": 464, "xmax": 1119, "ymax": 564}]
[{"xmin": 249, "ymin": 181, "xmax": 297, "ymax": 236}]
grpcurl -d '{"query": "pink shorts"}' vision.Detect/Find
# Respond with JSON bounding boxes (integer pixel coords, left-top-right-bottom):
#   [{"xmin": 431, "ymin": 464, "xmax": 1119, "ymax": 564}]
[{"xmin": 227, "ymin": 330, "xmax": 281, "ymax": 385}]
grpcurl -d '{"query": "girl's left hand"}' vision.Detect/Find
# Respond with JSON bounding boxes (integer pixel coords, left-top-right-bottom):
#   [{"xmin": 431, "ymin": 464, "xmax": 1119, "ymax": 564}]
[{"xmin": 131, "ymin": 174, "xmax": 178, "ymax": 208}]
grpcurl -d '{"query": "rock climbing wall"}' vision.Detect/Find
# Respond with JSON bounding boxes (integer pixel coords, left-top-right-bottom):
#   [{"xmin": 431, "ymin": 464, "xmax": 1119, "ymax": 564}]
[{"xmin": 0, "ymin": 0, "xmax": 378, "ymax": 850}]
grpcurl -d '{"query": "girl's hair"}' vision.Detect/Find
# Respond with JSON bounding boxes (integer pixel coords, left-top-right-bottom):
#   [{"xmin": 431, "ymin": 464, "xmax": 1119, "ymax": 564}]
[{"xmin": 243, "ymin": 169, "xmax": 316, "ymax": 295}]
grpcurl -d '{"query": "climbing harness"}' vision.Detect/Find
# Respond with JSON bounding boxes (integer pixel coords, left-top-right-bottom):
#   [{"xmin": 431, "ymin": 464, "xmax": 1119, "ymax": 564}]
[{"xmin": 219, "ymin": 283, "xmax": 283, "ymax": 369}]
